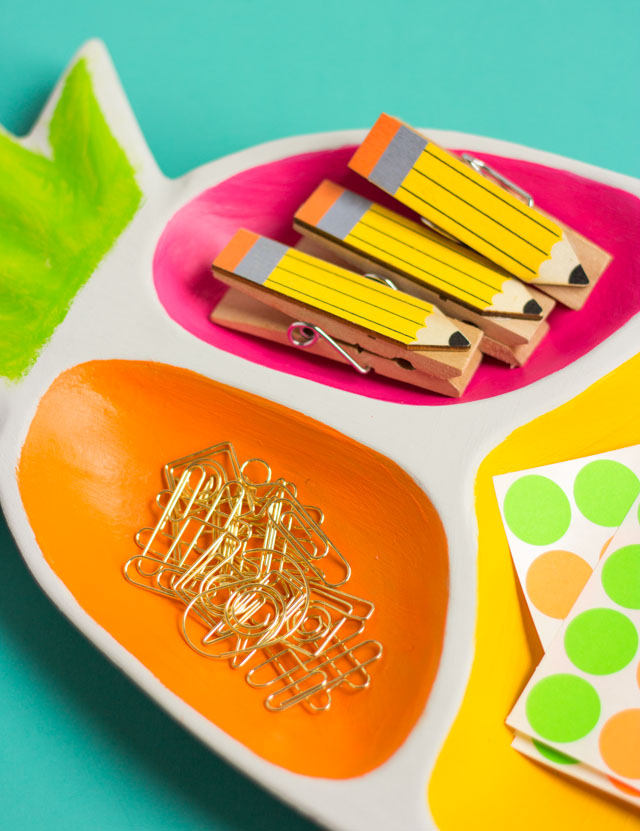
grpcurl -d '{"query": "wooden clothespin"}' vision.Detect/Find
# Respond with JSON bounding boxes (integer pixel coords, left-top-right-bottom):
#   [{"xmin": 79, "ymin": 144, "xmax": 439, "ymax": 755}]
[
  {"xmin": 348, "ymin": 115, "xmax": 612, "ymax": 309},
  {"xmin": 294, "ymin": 180, "xmax": 543, "ymax": 319},
  {"xmin": 294, "ymin": 180, "xmax": 557, "ymax": 367},
  {"xmin": 211, "ymin": 288, "xmax": 482, "ymax": 397},
  {"xmin": 211, "ymin": 230, "xmax": 483, "ymax": 396}
]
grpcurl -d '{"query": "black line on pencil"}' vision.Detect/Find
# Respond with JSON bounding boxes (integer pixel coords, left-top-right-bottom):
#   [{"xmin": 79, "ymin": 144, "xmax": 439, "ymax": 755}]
[
  {"xmin": 294, "ymin": 219, "xmax": 494, "ymax": 314},
  {"xmin": 349, "ymin": 232, "xmax": 493, "ymax": 306},
  {"xmin": 273, "ymin": 265, "xmax": 426, "ymax": 329},
  {"xmin": 422, "ymin": 148, "xmax": 556, "ymax": 235},
  {"xmin": 355, "ymin": 218, "xmax": 503, "ymax": 295},
  {"xmin": 267, "ymin": 276, "xmax": 417, "ymax": 340},
  {"xmin": 398, "ymin": 186, "xmax": 537, "ymax": 274},
  {"xmin": 285, "ymin": 251, "xmax": 431, "ymax": 312},
  {"xmin": 368, "ymin": 205, "xmax": 502, "ymax": 268},
  {"xmin": 410, "ymin": 168, "xmax": 548, "ymax": 255}
]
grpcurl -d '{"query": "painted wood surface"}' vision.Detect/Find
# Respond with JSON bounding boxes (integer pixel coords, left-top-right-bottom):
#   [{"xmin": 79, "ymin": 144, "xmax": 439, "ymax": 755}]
[
  {"xmin": 2, "ymin": 40, "xmax": 640, "ymax": 831},
  {"xmin": 17, "ymin": 359, "xmax": 448, "ymax": 778},
  {"xmin": 153, "ymin": 146, "xmax": 640, "ymax": 405},
  {"xmin": 429, "ymin": 351, "xmax": 640, "ymax": 831},
  {"xmin": 349, "ymin": 114, "xmax": 586, "ymax": 288},
  {"xmin": 0, "ymin": 59, "xmax": 141, "ymax": 380}
]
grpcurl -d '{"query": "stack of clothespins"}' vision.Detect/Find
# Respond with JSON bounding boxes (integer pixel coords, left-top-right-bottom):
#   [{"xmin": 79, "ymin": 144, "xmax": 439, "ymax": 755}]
[{"xmin": 212, "ymin": 114, "xmax": 612, "ymax": 397}]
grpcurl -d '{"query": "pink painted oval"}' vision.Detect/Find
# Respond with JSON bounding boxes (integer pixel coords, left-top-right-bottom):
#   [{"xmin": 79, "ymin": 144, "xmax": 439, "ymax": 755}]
[{"xmin": 153, "ymin": 145, "xmax": 640, "ymax": 405}]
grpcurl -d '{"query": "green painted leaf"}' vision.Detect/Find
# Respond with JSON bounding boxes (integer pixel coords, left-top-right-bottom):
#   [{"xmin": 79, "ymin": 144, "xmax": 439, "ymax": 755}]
[{"xmin": 0, "ymin": 58, "xmax": 142, "ymax": 380}]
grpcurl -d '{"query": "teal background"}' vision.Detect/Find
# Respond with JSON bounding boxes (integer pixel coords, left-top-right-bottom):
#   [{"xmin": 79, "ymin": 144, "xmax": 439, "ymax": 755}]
[{"xmin": 0, "ymin": 1, "xmax": 639, "ymax": 829}]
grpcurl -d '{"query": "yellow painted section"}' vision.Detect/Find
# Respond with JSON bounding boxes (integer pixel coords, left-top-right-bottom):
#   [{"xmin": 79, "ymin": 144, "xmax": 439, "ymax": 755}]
[
  {"xmin": 399, "ymin": 143, "xmax": 562, "ymax": 283},
  {"xmin": 428, "ymin": 352, "xmax": 640, "ymax": 830},
  {"xmin": 345, "ymin": 203, "xmax": 511, "ymax": 311},
  {"xmin": 266, "ymin": 249, "xmax": 434, "ymax": 345}
]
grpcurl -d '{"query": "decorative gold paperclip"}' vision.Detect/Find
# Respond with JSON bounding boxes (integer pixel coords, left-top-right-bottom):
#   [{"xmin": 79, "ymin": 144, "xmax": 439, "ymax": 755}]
[{"xmin": 124, "ymin": 441, "xmax": 382, "ymax": 712}]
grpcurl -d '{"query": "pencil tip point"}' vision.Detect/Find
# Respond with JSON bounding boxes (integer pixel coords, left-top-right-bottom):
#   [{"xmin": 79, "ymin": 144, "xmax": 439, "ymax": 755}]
[
  {"xmin": 524, "ymin": 298, "xmax": 543, "ymax": 316},
  {"xmin": 449, "ymin": 331, "xmax": 470, "ymax": 348},
  {"xmin": 569, "ymin": 265, "xmax": 589, "ymax": 285}
]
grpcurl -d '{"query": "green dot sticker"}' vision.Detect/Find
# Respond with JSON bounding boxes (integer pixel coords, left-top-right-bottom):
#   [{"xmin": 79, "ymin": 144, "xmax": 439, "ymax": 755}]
[
  {"xmin": 526, "ymin": 673, "xmax": 600, "ymax": 742},
  {"xmin": 532, "ymin": 739, "xmax": 579, "ymax": 765},
  {"xmin": 602, "ymin": 544, "xmax": 640, "ymax": 609},
  {"xmin": 503, "ymin": 475, "xmax": 571, "ymax": 545},
  {"xmin": 564, "ymin": 608, "xmax": 638, "ymax": 674},
  {"xmin": 573, "ymin": 460, "xmax": 640, "ymax": 526}
]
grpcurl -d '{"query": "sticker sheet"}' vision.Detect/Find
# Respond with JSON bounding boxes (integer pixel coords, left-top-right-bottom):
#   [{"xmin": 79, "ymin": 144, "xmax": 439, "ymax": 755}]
[
  {"xmin": 508, "ymin": 492, "xmax": 640, "ymax": 786},
  {"xmin": 512, "ymin": 732, "xmax": 640, "ymax": 808},
  {"xmin": 493, "ymin": 445, "xmax": 640, "ymax": 649}
]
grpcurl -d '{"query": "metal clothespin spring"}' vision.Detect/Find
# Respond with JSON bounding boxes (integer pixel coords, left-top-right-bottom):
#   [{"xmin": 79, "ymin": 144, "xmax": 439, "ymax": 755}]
[
  {"xmin": 420, "ymin": 154, "xmax": 534, "ymax": 240},
  {"xmin": 286, "ymin": 273, "xmax": 399, "ymax": 376},
  {"xmin": 287, "ymin": 323, "xmax": 371, "ymax": 374},
  {"xmin": 460, "ymin": 153, "xmax": 534, "ymax": 207},
  {"xmin": 362, "ymin": 272, "xmax": 398, "ymax": 291},
  {"xmin": 419, "ymin": 216, "xmax": 462, "ymax": 242}
]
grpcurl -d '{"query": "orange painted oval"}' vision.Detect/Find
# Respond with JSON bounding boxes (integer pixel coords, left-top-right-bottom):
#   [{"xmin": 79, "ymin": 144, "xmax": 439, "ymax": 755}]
[{"xmin": 17, "ymin": 360, "xmax": 448, "ymax": 778}]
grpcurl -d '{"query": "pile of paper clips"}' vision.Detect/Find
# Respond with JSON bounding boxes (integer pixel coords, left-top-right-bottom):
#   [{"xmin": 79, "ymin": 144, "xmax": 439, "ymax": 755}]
[{"xmin": 125, "ymin": 442, "xmax": 382, "ymax": 712}]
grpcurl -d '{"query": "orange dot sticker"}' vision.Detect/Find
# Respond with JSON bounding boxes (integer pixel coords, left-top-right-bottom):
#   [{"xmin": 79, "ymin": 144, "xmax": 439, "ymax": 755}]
[
  {"xmin": 607, "ymin": 776, "xmax": 640, "ymax": 797},
  {"xmin": 525, "ymin": 550, "xmax": 593, "ymax": 619},
  {"xmin": 599, "ymin": 537, "xmax": 613, "ymax": 560},
  {"xmin": 599, "ymin": 709, "xmax": 640, "ymax": 779}
]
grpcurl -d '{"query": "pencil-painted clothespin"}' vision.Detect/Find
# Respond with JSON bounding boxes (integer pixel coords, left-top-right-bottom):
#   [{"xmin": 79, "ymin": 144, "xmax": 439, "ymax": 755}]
[
  {"xmin": 349, "ymin": 114, "xmax": 589, "ymax": 288},
  {"xmin": 211, "ymin": 230, "xmax": 484, "ymax": 394}
]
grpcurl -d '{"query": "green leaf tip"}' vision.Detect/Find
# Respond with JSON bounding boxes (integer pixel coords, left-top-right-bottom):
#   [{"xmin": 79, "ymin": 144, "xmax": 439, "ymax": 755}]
[{"xmin": 0, "ymin": 56, "xmax": 143, "ymax": 381}]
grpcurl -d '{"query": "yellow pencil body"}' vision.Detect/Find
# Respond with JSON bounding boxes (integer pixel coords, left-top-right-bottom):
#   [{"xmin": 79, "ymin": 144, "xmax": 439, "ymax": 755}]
[
  {"xmin": 212, "ymin": 230, "xmax": 471, "ymax": 351},
  {"xmin": 294, "ymin": 180, "xmax": 543, "ymax": 318},
  {"xmin": 348, "ymin": 114, "xmax": 588, "ymax": 288}
]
